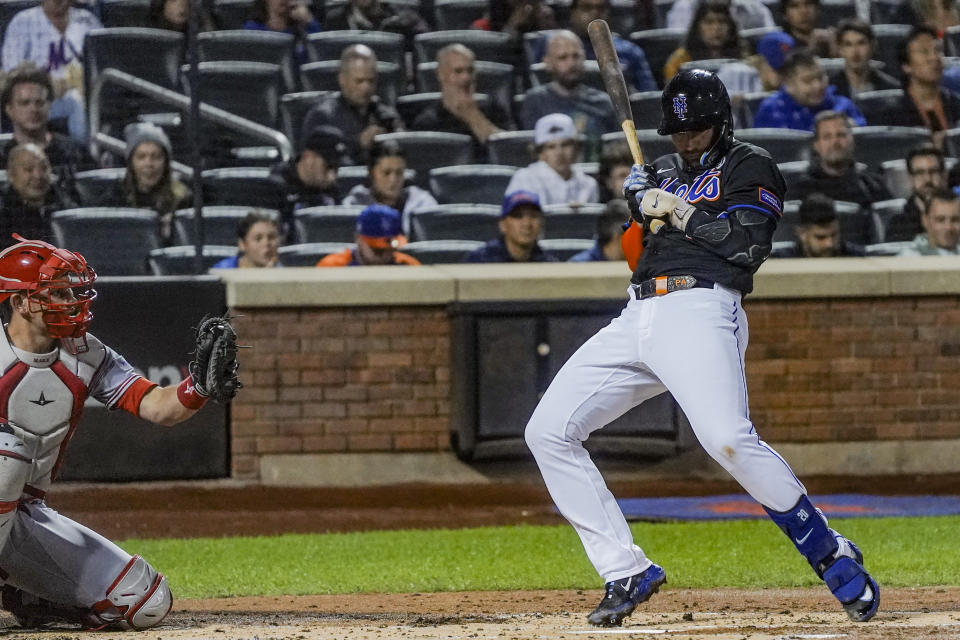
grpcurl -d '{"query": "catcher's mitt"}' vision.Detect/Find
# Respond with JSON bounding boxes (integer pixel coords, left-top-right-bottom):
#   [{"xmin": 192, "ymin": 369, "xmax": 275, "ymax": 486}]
[{"xmin": 189, "ymin": 315, "xmax": 242, "ymax": 404}]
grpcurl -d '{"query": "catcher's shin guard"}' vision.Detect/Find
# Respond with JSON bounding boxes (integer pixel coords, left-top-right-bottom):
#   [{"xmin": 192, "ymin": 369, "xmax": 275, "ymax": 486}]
[{"xmin": 765, "ymin": 495, "xmax": 879, "ymax": 622}]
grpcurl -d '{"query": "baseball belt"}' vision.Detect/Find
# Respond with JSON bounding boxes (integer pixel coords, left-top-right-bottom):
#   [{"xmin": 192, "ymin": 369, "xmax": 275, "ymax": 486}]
[{"xmin": 631, "ymin": 275, "xmax": 714, "ymax": 300}]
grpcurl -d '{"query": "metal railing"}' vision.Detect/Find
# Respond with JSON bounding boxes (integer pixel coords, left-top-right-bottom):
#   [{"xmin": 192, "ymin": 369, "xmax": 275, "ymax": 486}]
[{"xmin": 88, "ymin": 68, "xmax": 293, "ymax": 163}]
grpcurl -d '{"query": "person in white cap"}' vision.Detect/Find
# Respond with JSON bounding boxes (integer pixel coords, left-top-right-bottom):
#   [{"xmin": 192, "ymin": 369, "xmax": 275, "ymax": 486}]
[{"xmin": 503, "ymin": 113, "xmax": 599, "ymax": 207}]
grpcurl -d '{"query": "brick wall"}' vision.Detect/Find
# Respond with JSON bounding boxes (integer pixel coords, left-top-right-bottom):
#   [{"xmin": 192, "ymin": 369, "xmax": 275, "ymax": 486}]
[
  {"xmin": 229, "ymin": 307, "xmax": 450, "ymax": 479},
  {"xmin": 227, "ymin": 295, "xmax": 960, "ymax": 480},
  {"xmin": 745, "ymin": 296, "xmax": 960, "ymax": 444}
]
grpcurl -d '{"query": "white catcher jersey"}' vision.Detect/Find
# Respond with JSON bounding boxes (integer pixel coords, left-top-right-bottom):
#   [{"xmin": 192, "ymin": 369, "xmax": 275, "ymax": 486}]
[{"xmin": 0, "ymin": 329, "xmax": 148, "ymax": 496}]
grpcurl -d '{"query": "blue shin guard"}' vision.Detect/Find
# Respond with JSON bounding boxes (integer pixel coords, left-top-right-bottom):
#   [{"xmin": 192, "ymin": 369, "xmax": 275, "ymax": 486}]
[{"xmin": 764, "ymin": 495, "xmax": 879, "ymax": 622}]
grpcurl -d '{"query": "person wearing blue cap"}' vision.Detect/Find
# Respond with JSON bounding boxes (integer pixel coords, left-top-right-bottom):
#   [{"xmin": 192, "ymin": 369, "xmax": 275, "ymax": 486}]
[
  {"xmin": 316, "ymin": 203, "xmax": 421, "ymax": 266},
  {"xmin": 463, "ymin": 190, "xmax": 559, "ymax": 263},
  {"xmin": 752, "ymin": 49, "xmax": 866, "ymax": 132}
]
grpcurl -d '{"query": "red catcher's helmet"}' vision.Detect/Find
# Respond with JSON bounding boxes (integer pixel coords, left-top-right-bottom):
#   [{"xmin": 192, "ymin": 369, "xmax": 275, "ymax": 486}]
[{"xmin": 0, "ymin": 235, "xmax": 97, "ymax": 341}]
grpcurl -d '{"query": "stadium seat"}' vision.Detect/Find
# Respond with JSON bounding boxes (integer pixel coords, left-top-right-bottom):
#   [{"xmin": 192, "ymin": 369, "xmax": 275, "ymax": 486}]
[
  {"xmin": 150, "ymin": 245, "xmax": 239, "ymax": 275},
  {"xmin": 99, "ymin": 0, "xmax": 150, "ymax": 27},
  {"xmin": 201, "ymin": 168, "xmax": 285, "ymax": 208},
  {"xmin": 429, "ymin": 165, "xmax": 516, "ymax": 205},
  {"xmin": 773, "ymin": 199, "xmax": 800, "ymax": 243},
  {"xmin": 415, "ymin": 60, "xmax": 514, "ymax": 109},
  {"xmin": 739, "ymin": 26, "xmax": 783, "ymax": 50},
  {"xmin": 740, "ymin": 91, "xmax": 774, "ymax": 128},
  {"xmin": 817, "ymin": 0, "xmax": 857, "ymax": 26},
  {"xmin": 836, "ymin": 200, "xmax": 880, "ymax": 245},
  {"xmin": 182, "ymin": 61, "xmax": 282, "ymax": 129},
  {"xmin": 854, "ymin": 89, "xmax": 904, "ymax": 125},
  {"xmin": 73, "ymin": 168, "xmax": 125, "ymax": 206},
  {"xmin": 529, "ymin": 60, "xmax": 604, "ymax": 92},
  {"xmin": 864, "ymin": 240, "xmax": 912, "ymax": 255},
  {"xmin": 396, "ymin": 92, "xmax": 495, "ymax": 127},
  {"xmin": 409, "ymin": 204, "xmax": 500, "ymax": 241},
  {"xmin": 278, "ymin": 242, "xmax": 353, "ymax": 266},
  {"xmin": 487, "ymin": 130, "xmax": 535, "ymax": 166},
  {"xmin": 174, "ymin": 207, "xmax": 280, "ymax": 246},
  {"xmin": 279, "ymin": 91, "xmax": 335, "ymax": 148},
  {"xmin": 679, "ymin": 58, "xmax": 739, "ymax": 73},
  {"xmin": 946, "ymin": 25, "xmax": 960, "ymax": 57},
  {"xmin": 870, "ymin": 0, "xmax": 914, "ymax": 24},
  {"xmin": 373, "ymin": 132, "xmax": 473, "ymax": 188},
  {"xmin": 604, "ymin": 130, "xmax": 675, "ymax": 161},
  {"xmin": 401, "ymin": 239, "xmax": 485, "ymax": 263},
  {"xmin": 540, "ymin": 238, "xmax": 594, "ymax": 260},
  {"xmin": 630, "ymin": 91, "xmax": 663, "ymax": 130},
  {"xmin": 84, "ymin": 28, "xmax": 183, "ymax": 128},
  {"xmin": 542, "ymin": 203, "xmax": 605, "ymax": 239},
  {"xmin": 212, "ymin": 0, "xmax": 254, "ymax": 29},
  {"xmin": 852, "ymin": 126, "xmax": 931, "ymax": 171},
  {"xmin": 880, "ymin": 160, "xmax": 911, "ymax": 199},
  {"xmin": 872, "ymin": 24, "xmax": 912, "ymax": 79},
  {"xmin": 414, "ymin": 30, "xmax": 517, "ymax": 67},
  {"xmin": 51, "ymin": 208, "xmax": 159, "ymax": 276},
  {"xmin": 293, "ymin": 205, "xmax": 364, "ymax": 243},
  {"xmin": 300, "ymin": 61, "xmax": 403, "ymax": 105},
  {"xmin": 575, "ymin": 161, "xmax": 599, "ymax": 177},
  {"xmin": 944, "ymin": 127, "xmax": 960, "ymax": 157},
  {"xmin": 629, "ymin": 28, "xmax": 684, "ymax": 88},
  {"xmin": 433, "ymin": 0, "xmax": 486, "ymax": 29},
  {"xmin": 871, "ymin": 197, "xmax": 907, "ymax": 241},
  {"xmin": 777, "ymin": 160, "xmax": 810, "ymax": 191},
  {"xmin": 736, "ymin": 128, "xmax": 813, "ymax": 164},
  {"xmin": 197, "ymin": 30, "xmax": 298, "ymax": 93},
  {"xmin": 652, "ymin": 0, "xmax": 672, "ymax": 27},
  {"xmin": 305, "ymin": 30, "xmax": 405, "ymax": 66}
]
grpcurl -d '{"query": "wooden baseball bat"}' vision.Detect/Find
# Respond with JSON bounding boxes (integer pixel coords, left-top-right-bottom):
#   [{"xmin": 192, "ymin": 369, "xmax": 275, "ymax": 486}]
[{"xmin": 587, "ymin": 19, "xmax": 664, "ymax": 234}]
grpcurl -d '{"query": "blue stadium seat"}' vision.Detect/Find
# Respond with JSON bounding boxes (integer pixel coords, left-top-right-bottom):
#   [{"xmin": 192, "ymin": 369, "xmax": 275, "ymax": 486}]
[
  {"xmin": 150, "ymin": 245, "xmax": 239, "ymax": 275},
  {"xmin": 51, "ymin": 208, "xmax": 159, "ymax": 276}
]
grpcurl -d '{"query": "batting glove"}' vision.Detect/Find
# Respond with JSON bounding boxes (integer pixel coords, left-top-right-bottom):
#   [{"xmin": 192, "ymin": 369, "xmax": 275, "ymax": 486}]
[
  {"xmin": 640, "ymin": 188, "xmax": 696, "ymax": 233},
  {"xmin": 622, "ymin": 163, "xmax": 658, "ymax": 201}
]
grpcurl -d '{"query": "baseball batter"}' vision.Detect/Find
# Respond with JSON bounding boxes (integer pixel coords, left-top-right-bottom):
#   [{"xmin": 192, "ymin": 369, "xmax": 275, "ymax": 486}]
[
  {"xmin": 0, "ymin": 236, "xmax": 240, "ymax": 630},
  {"xmin": 525, "ymin": 69, "xmax": 879, "ymax": 627}
]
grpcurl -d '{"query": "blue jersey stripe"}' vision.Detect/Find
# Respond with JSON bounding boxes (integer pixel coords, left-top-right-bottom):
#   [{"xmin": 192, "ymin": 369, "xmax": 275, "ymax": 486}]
[{"xmin": 729, "ymin": 203, "xmax": 781, "ymax": 219}]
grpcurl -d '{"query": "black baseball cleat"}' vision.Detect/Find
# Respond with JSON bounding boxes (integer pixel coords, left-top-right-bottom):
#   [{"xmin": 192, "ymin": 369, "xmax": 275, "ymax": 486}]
[{"xmin": 587, "ymin": 563, "xmax": 667, "ymax": 627}]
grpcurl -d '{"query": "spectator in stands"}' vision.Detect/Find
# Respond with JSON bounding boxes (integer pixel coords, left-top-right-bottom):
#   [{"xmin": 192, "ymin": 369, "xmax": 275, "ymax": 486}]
[
  {"xmin": 913, "ymin": 0, "xmax": 960, "ymax": 34},
  {"xmin": 663, "ymin": 1, "xmax": 746, "ymax": 83},
  {"xmin": 521, "ymin": 31, "xmax": 618, "ymax": 162},
  {"xmin": 341, "ymin": 139, "xmax": 437, "ymax": 236},
  {"xmin": 317, "ymin": 204, "xmax": 421, "ymax": 266},
  {"xmin": 98, "ymin": 123, "xmax": 191, "ymax": 246},
  {"xmin": 786, "ymin": 111, "xmax": 890, "ymax": 208},
  {"xmin": 886, "ymin": 146, "xmax": 947, "ymax": 241},
  {"xmin": 470, "ymin": 0, "xmax": 556, "ymax": 41},
  {"xmin": 717, "ymin": 31, "xmax": 794, "ymax": 110},
  {"xmin": 270, "ymin": 125, "xmax": 347, "ymax": 240},
  {"xmin": 569, "ymin": 199, "xmax": 628, "ymax": 261},
  {"xmin": 828, "ymin": 20, "xmax": 899, "ymax": 100},
  {"xmin": 301, "ymin": 45, "xmax": 403, "ymax": 167},
  {"xmin": 0, "ymin": 65, "xmax": 93, "ymax": 173},
  {"xmin": 779, "ymin": 0, "xmax": 834, "ymax": 58},
  {"xmin": 1, "ymin": 0, "xmax": 100, "ymax": 142},
  {"xmin": 596, "ymin": 140, "xmax": 633, "ymax": 203},
  {"xmin": 464, "ymin": 190, "xmax": 558, "ymax": 262},
  {"xmin": 505, "ymin": 113, "xmax": 598, "ymax": 206},
  {"xmin": 898, "ymin": 188, "xmax": 960, "ymax": 255},
  {"xmin": 877, "ymin": 26, "xmax": 960, "ymax": 148},
  {"xmin": 753, "ymin": 50, "xmax": 866, "ymax": 131},
  {"xmin": 771, "ymin": 192, "xmax": 865, "ymax": 257},
  {"xmin": 565, "ymin": 0, "xmax": 657, "ymax": 93},
  {"xmin": 149, "ymin": 0, "xmax": 218, "ymax": 32},
  {"xmin": 412, "ymin": 44, "xmax": 513, "ymax": 160},
  {"xmin": 667, "ymin": 0, "xmax": 775, "ymax": 30},
  {"xmin": 0, "ymin": 144, "xmax": 75, "ymax": 248},
  {"xmin": 243, "ymin": 0, "xmax": 319, "ymax": 64},
  {"xmin": 322, "ymin": 0, "xmax": 427, "ymax": 50},
  {"xmin": 212, "ymin": 211, "xmax": 282, "ymax": 268}
]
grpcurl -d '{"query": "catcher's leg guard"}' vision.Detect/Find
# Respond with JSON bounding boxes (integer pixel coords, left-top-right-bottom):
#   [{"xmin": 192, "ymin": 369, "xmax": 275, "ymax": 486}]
[
  {"xmin": 0, "ymin": 425, "xmax": 31, "ymax": 552},
  {"xmin": 95, "ymin": 555, "xmax": 173, "ymax": 630},
  {"xmin": 764, "ymin": 495, "xmax": 879, "ymax": 622}
]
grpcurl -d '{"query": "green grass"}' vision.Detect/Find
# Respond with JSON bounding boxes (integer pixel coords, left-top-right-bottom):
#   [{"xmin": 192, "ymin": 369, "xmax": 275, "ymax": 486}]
[{"xmin": 121, "ymin": 516, "xmax": 960, "ymax": 599}]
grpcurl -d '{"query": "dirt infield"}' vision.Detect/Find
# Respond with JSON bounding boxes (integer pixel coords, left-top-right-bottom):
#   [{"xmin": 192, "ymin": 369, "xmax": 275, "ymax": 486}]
[{"xmin": 3, "ymin": 474, "xmax": 958, "ymax": 639}]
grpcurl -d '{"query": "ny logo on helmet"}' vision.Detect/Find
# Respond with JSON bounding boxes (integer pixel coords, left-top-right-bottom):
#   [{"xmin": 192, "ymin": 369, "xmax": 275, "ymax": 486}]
[{"xmin": 673, "ymin": 96, "xmax": 687, "ymax": 119}]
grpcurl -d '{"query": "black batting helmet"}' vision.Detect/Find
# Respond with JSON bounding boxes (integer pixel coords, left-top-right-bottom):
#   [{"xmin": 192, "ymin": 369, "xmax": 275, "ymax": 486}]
[{"xmin": 658, "ymin": 69, "xmax": 734, "ymax": 166}]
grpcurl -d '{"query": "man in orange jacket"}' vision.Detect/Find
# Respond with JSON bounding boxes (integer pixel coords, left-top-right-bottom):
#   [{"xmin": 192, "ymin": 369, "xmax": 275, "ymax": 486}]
[{"xmin": 316, "ymin": 204, "xmax": 421, "ymax": 266}]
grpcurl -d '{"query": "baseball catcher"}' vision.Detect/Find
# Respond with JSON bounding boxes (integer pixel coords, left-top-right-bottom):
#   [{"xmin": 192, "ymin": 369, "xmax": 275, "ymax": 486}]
[
  {"xmin": 0, "ymin": 235, "xmax": 241, "ymax": 630},
  {"xmin": 525, "ymin": 70, "xmax": 879, "ymax": 627}
]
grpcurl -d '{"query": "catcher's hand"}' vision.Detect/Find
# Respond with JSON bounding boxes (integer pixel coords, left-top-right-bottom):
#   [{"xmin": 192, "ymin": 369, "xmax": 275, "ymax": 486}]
[{"xmin": 189, "ymin": 315, "xmax": 242, "ymax": 404}]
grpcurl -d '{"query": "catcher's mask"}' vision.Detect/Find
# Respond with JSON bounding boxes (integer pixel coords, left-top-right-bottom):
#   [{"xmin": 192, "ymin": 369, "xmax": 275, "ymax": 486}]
[{"xmin": 0, "ymin": 235, "xmax": 97, "ymax": 352}]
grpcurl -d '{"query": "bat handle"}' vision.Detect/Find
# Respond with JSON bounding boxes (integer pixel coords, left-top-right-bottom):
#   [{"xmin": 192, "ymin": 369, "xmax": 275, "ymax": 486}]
[{"xmin": 620, "ymin": 119, "xmax": 644, "ymax": 165}]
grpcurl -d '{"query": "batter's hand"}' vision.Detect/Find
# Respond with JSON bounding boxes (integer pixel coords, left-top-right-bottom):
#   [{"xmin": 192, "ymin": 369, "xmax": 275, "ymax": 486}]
[
  {"xmin": 640, "ymin": 188, "xmax": 696, "ymax": 233},
  {"xmin": 623, "ymin": 163, "xmax": 658, "ymax": 223}
]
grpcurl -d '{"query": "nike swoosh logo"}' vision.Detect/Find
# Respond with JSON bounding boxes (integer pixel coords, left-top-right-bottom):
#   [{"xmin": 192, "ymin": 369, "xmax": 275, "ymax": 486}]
[
  {"xmin": 795, "ymin": 530, "xmax": 812, "ymax": 545},
  {"xmin": 657, "ymin": 168, "xmax": 670, "ymax": 173}
]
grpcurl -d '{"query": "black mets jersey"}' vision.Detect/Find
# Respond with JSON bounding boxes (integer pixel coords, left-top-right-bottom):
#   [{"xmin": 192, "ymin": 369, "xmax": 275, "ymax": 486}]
[{"xmin": 634, "ymin": 140, "xmax": 786, "ymax": 294}]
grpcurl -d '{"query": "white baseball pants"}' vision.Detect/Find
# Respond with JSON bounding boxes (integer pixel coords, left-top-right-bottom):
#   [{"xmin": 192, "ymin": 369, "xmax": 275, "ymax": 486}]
[{"xmin": 525, "ymin": 284, "xmax": 806, "ymax": 582}]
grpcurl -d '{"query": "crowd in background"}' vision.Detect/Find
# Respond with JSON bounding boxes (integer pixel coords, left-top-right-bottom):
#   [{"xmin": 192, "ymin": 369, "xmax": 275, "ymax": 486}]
[{"xmin": 0, "ymin": 0, "xmax": 959, "ymax": 270}]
